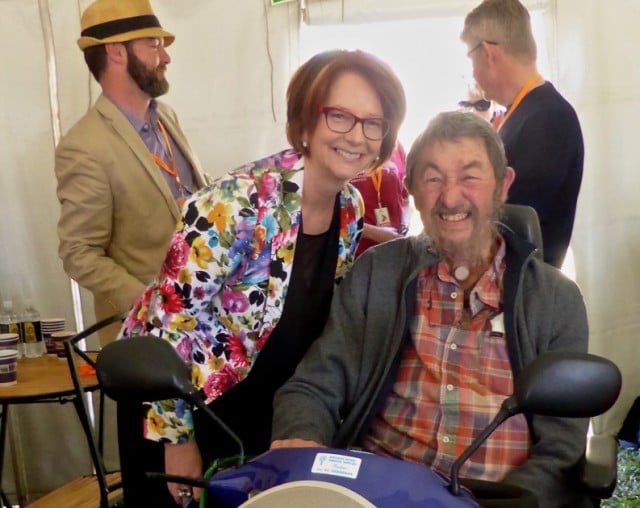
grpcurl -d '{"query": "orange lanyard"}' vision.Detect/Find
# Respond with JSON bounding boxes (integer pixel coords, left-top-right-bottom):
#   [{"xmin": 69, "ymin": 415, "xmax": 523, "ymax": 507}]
[
  {"xmin": 369, "ymin": 166, "xmax": 383, "ymax": 207},
  {"xmin": 151, "ymin": 120, "xmax": 184, "ymax": 189},
  {"xmin": 492, "ymin": 74, "xmax": 542, "ymax": 132}
]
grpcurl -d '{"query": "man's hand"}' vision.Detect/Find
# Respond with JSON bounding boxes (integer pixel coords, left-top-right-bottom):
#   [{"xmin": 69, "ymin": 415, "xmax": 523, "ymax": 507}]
[
  {"xmin": 270, "ymin": 438, "xmax": 325, "ymax": 449},
  {"xmin": 165, "ymin": 440, "xmax": 203, "ymax": 505}
]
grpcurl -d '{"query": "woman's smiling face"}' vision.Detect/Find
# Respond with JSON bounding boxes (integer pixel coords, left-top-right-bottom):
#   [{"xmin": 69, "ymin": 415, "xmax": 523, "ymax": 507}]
[{"xmin": 304, "ymin": 71, "xmax": 384, "ymax": 186}]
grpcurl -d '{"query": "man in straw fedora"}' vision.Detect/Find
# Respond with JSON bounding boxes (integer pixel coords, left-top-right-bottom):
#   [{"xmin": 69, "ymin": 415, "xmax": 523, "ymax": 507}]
[{"xmin": 56, "ymin": 0, "xmax": 208, "ymax": 346}]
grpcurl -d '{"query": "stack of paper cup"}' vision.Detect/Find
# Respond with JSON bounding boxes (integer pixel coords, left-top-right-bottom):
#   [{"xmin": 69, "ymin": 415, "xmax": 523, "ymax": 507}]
[
  {"xmin": 41, "ymin": 318, "xmax": 66, "ymax": 356},
  {"xmin": 50, "ymin": 330, "xmax": 77, "ymax": 359}
]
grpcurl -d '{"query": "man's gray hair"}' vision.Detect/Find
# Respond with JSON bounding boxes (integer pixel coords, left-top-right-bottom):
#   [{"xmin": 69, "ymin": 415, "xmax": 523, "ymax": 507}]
[
  {"xmin": 461, "ymin": 0, "xmax": 537, "ymax": 64},
  {"xmin": 405, "ymin": 111, "xmax": 507, "ymax": 193}
]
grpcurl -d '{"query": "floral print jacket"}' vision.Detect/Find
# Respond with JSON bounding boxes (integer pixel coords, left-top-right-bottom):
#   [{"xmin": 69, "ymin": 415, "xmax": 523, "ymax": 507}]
[{"xmin": 119, "ymin": 149, "xmax": 364, "ymax": 444}]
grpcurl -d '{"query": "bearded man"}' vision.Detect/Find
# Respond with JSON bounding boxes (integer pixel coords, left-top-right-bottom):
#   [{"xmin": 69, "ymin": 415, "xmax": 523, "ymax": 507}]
[
  {"xmin": 56, "ymin": 0, "xmax": 208, "ymax": 344},
  {"xmin": 271, "ymin": 111, "xmax": 591, "ymax": 507}
]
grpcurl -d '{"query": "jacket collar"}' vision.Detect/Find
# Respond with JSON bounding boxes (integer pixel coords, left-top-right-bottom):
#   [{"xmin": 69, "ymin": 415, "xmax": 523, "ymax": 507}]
[{"xmin": 95, "ymin": 94, "xmax": 192, "ymax": 221}]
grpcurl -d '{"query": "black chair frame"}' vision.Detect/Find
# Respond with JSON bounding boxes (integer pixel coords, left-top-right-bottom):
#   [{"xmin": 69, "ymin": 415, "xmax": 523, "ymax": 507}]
[{"xmin": 64, "ymin": 312, "xmax": 128, "ymax": 508}]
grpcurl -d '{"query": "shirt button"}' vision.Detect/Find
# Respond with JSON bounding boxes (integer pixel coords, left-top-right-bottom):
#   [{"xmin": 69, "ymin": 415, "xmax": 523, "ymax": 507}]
[
  {"xmin": 450, "ymin": 343, "xmax": 457, "ymax": 350},
  {"xmin": 142, "ymin": 124, "xmax": 150, "ymax": 132},
  {"xmin": 450, "ymin": 292, "xmax": 457, "ymax": 299},
  {"xmin": 446, "ymin": 384, "xmax": 454, "ymax": 391},
  {"xmin": 443, "ymin": 436, "xmax": 451, "ymax": 443}
]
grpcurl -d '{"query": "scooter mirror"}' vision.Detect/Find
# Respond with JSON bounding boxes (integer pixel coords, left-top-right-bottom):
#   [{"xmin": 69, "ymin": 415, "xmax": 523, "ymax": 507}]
[
  {"xmin": 97, "ymin": 335, "xmax": 194, "ymax": 402},
  {"xmin": 512, "ymin": 351, "xmax": 621, "ymax": 418},
  {"xmin": 96, "ymin": 335, "xmax": 246, "ymax": 462}
]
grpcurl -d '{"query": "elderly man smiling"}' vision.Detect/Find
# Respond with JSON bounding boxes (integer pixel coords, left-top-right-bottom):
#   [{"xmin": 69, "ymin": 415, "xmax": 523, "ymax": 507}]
[{"xmin": 271, "ymin": 111, "xmax": 591, "ymax": 508}]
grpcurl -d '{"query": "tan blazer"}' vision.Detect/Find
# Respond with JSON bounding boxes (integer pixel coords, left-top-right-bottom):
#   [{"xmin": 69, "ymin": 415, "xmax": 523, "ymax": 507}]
[{"xmin": 56, "ymin": 94, "xmax": 208, "ymax": 343}]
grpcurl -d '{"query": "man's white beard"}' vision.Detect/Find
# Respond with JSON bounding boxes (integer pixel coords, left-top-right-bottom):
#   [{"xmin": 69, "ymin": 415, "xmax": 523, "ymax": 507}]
[
  {"xmin": 423, "ymin": 196, "xmax": 503, "ymax": 271},
  {"xmin": 428, "ymin": 220, "xmax": 497, "ymax": 272}
]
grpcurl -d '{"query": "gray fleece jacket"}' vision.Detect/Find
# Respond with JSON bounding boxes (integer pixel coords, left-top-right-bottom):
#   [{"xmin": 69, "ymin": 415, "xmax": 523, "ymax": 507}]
[{"xmin": 272, "ymin": 229, "xmax": 590, "ymax": 507}]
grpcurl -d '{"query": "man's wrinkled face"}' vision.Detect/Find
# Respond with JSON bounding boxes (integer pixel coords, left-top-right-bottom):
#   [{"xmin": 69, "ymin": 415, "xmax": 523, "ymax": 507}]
[
  {"xmin": 411, "ymin": 137, "xmax": 513, "ymax": 267},
  {"xmin": 126, "ymin": 38, "xmax": 170, "ymax": 98}
]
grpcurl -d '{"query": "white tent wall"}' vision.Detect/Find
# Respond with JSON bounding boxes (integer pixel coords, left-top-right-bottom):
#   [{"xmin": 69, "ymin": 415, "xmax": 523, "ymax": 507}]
[
  {"xmin": 0, "ymin": 0, "xmax": 637, "ymax": 500},
  {"xmin": 559, "ymin": 1, "xmax": 640, "ymax": 435},
  {"xmin": 0, "ymin": 0, "xmax": 94, "ymax": 499},
  {"xmin": 303, "ymin": 0, "xmax": 550, "ymax": 23}
]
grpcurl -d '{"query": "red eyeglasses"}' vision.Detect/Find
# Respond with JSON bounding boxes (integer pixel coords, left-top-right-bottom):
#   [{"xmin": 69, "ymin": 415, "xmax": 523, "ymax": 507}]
[{"xmin": 319, "ymin": 106, "xmax": 389, "ymax": 141}]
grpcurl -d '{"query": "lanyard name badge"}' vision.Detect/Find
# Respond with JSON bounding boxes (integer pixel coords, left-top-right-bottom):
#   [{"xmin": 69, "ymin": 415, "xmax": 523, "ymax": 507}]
[
  {"xmin": 370, "ymin": 167, "xmax": 392, "ymax": 226},
  {"xmin": 150, "ymin": 120, "xmax": 192, "ymax": 207}
]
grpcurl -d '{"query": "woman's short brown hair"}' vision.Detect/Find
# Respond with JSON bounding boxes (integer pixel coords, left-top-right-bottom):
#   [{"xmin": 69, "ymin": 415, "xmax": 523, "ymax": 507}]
[{"xmin": 286, "ymin": 49, "xmax": 406, "ymax": 169}]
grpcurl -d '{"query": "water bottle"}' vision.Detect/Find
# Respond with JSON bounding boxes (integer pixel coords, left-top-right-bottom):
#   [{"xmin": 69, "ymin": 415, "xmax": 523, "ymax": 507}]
[
  {"xmin": 20, "ymin": 299, "xmax": 44, "ymax": 358},
  {"xmin": 0, "ymin": 300, "xmax": 22, "ymax": 357}
]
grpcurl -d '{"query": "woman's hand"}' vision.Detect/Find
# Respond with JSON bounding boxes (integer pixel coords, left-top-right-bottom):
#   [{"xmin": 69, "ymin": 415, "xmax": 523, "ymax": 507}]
[
  {"xmin": 165, "ymin": 440, "xmax": 203, "ymax": 505},
  {"xmin": 270, "ymin": 438, "xmax": 325, "ymax": 449}
]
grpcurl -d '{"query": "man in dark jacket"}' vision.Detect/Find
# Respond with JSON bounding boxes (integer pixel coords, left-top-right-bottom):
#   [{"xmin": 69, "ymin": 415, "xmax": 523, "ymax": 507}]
[
  {"xmin": 272, "ymin": 112, "xmax": 590, "ymax": 507},
  {"xmin": 461, "ymin": 0, "xmax": 584, "ymax": 269}
]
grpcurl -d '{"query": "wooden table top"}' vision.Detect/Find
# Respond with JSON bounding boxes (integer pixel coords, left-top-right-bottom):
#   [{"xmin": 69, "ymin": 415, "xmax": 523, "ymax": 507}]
[{"xmin": 0, "ymin": 354, "xmax": 98, "ymax": 404}]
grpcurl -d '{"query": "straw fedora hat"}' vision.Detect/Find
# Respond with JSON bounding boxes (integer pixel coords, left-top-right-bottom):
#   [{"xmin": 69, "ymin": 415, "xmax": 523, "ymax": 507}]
[{"xmin": 77, "ymin": 0, "xmax": 175, "ymax": 51}]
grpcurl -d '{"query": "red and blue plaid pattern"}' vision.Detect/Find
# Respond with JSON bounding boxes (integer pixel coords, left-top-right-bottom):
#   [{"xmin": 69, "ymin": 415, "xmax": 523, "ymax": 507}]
[{"xmin": 364, "ymin": 239, "xmax": 530, "ymax": 481}]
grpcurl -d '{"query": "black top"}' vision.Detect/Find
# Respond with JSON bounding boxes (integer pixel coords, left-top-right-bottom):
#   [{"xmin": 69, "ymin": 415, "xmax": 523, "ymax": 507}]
[
  {"xmin": 195, "ymin": 195, "xmax": 341, "ymax": 460},
  {"xmin": 500, "ymin": 81, "xmax": 584, "ymax": 268}
]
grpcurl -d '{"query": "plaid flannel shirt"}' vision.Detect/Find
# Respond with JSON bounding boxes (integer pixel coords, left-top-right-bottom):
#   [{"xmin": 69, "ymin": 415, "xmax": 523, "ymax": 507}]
[{"xmin": 364, "ymin": 239, "xmax": 530, "ymax": 481}]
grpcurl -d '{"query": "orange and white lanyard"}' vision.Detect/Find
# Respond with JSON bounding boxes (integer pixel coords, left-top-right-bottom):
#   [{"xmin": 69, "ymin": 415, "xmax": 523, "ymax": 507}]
[
  {"xmin": 492, "ymin": 74, "xmax": 543, "ymax": 132},
  {"xmin": 150, "ymin": 119, "xmax": 187, "ymax": 192},
  {"xmin": 370, "ymin": 166, "xmax": 384, "ymax": 207}
]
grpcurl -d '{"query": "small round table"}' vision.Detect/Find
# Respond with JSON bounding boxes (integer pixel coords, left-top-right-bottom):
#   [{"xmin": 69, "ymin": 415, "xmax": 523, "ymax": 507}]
[
  {"xmin": 0, "ymin": 355, "xmax": 98, "ymax": 506},
  {"xmin": 0, "ymin": 354, "xmax": 97, "ymax": 403}
]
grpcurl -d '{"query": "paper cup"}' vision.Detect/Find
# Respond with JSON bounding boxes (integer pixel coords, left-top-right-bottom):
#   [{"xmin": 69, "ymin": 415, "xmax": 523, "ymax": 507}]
[
  {"xmin": 50, "ymin": 330, "xmax": 77, "ymax": 359},
  {"xmin": 0, "ymin": 349, "xmax": 18, "ymax": 386},
  {"xmin": 0, "ymin": 333, "xmax": 19, "ymax": 350}
]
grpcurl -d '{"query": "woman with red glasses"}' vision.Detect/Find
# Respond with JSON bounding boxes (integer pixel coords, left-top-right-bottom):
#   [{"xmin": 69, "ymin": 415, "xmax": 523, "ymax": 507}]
[{"xmin": 116, "ymin": 48, "xmax": 406, "ymax": 507}]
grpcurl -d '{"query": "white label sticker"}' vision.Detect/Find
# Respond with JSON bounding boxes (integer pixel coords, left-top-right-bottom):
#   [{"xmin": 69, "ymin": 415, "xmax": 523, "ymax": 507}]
[{"xmin": 310, "ymin": 453, "xmax": 362, "ymax": 479}]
